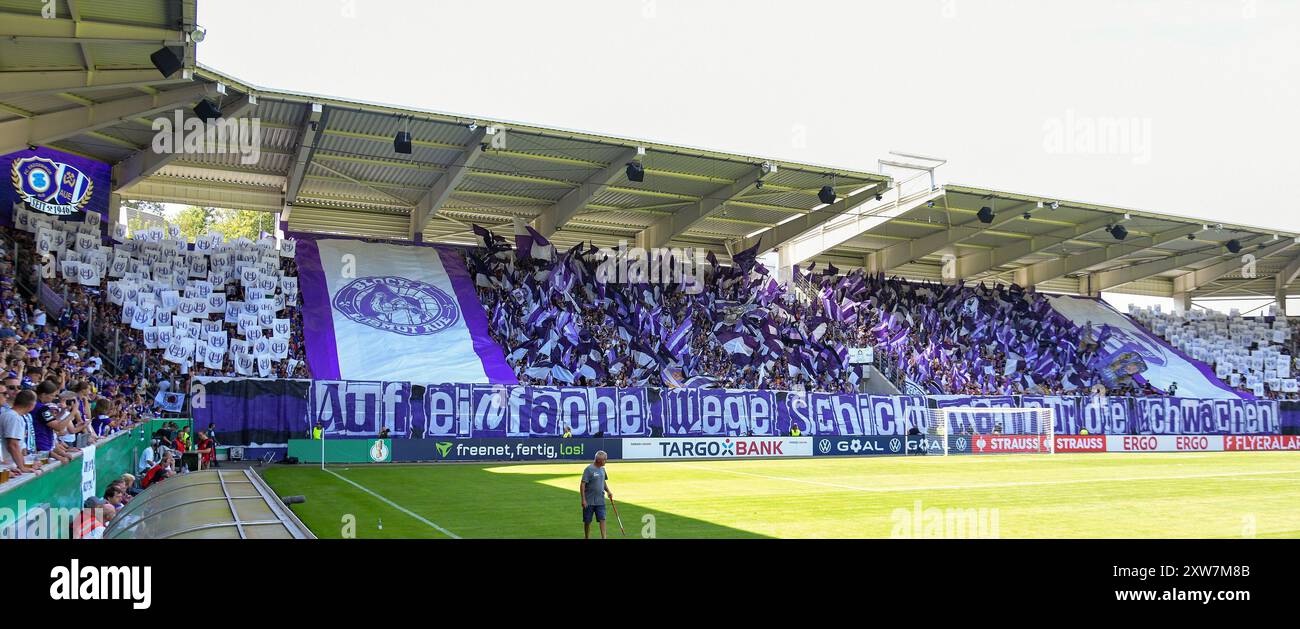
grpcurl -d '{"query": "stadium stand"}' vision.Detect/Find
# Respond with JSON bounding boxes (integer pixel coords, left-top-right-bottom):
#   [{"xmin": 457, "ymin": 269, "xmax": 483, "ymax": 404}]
[
  {"xmin": 2, "ymin": 224, "xmax": 221, "ymax": 536},
  {"xmin": 4, "ymin": 221, "xmax": 310, "ymax": 382},
  {"xmin": 1132, "ymin": 305, "xmax": 1300, "ymax": 400},
  {"xmin": 469, "ymin": 226, "xmax": 1164, "ymax": 396}
]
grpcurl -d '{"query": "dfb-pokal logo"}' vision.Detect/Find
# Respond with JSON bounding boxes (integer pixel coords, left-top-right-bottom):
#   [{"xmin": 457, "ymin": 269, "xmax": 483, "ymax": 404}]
[
  {"xmin": 368, "ymin": 439, "xmax": 390, "ymax": 463},
  {"xmin": 332, "ymin": 276, "xmax": 459, "ymax": 336},
  {"xmin": 11, "ymin": 155, "xmax": 95, "ymax": 216}
]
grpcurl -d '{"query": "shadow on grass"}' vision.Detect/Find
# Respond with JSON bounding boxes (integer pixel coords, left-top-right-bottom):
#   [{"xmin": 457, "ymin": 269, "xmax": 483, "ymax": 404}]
[{"xmin": 261, "ymin": 463, "xmax": 769, "ymax": 539}]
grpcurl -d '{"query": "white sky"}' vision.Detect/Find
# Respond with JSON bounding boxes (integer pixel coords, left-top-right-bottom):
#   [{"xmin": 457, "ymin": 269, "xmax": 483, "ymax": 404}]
[{"xmin": 197, "ymin": 0, "xmax": 1299, "ymax": 233}]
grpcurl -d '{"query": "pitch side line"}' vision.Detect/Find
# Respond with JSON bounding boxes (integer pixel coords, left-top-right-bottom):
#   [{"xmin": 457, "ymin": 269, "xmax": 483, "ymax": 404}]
[
  {"xmin": 668, "ymin": 463, "xmax": 1300, "ymax": 494},
  {"xmin": 322, "ymin": 467, "xmax": 462, "ymax": 539}
]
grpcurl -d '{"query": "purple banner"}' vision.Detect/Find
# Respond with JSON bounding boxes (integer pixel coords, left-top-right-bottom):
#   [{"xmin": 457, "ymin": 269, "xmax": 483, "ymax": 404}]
[
  {"xmin": 191, "ymin": 378, "xmax": 311, "ymax": 445},
  {"xmin": 1134, "ymin": 398, "xmax": 1278, "ymax": 435},
  {"xmin": 197, "ymin": 378, "xmax": 1284, "ymax": 443},
  {"xmin": 1078, "ymin": 396, "xmax": 1134, "ymax": 435},
  {"xmin": 929, "ymin": 395, "xmax": 1021, "ymax": 434}
]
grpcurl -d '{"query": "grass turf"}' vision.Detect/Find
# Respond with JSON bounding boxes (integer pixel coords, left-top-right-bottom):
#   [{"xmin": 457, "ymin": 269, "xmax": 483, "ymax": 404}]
[{"xmin": 260, "ymin": 452, "xmax": 1300, "ymax": 539}]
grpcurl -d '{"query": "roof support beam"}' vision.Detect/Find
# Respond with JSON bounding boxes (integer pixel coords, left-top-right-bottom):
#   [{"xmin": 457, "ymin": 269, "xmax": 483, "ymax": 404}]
[
  {"xmin": 533, "ymin": 147, "xmax": 638, "ymax": 238},
  {"xmin": 1276, "ymin": 249, "xmax": 1300, "ymax": 292},
  {"xmin": 1014, "ymin": 223, "xmax": 1202, "ymax": 287},
  {"xmin": 781, "ymin": 185, "xmax": 945, "ymax": 268},
  {"xmin": 0, "ymin": 11, "xmax": 188, "ymax": 44},
  {"xmin": 1172, "ymin": 238, "xmax": 1298, "ymax": 294},
  {"xmin": 726, "ymin": 182, "xmax": 886, "ymax": 255},
  {"xmin": 1090, "ymin": 236, "xmax": 1268, "ymax": 293},
  {"xmin": 410, "ymin": 127, "xmax": 488, "ymax": 241},
  {"xmin": 876, "ymin": 202, "xmax": 1030, "ymax": 271},
  {"xmin": 284, "ymin": 103, "xmax": 324, "ymax": 206},
  {"xmin": 113, "ymin": 93, "xmax": 257, "ymax": 192},
  {"xmin": 638, "ymin": 167, "xmax": 764, "ymax": 249},
  {"xmin": 0, "ymin": 82, "xmax": 218, "ymax": 155},
  {"xmin": 956, "ymin": 216, "xmax": 1114, "ymax": 279}
]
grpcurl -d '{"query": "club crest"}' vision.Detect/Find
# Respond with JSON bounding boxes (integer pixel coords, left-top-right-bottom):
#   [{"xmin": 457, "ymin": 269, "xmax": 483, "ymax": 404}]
[
  {"xmin": 332, "ymin": 276, "xmax": 459, "ymax": 336},
  {"xmin": 11, "ymin": 155, "xmax": 95, "ymax": 216}
]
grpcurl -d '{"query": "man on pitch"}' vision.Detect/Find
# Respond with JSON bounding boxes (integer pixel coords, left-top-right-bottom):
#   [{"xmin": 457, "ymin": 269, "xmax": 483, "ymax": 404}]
[{"xmin": 580, "ymin": 450, "xmax": 614, "ymax": 539}]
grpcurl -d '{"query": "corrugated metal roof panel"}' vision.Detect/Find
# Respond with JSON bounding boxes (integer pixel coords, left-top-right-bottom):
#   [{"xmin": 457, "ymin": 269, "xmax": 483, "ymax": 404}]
[{"xmin": 289, "ymin": 206, "xmax": 409, "ymax": 240}]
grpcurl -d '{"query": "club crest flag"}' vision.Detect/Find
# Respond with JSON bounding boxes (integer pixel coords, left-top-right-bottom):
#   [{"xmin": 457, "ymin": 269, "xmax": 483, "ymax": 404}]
[
  {"xmin": 3, "ymin": 147, "xmax": 110, "ymax": 226},
  {"xmin": 295, "ymin": 237, "xmax": 516, "ymax": 384}
]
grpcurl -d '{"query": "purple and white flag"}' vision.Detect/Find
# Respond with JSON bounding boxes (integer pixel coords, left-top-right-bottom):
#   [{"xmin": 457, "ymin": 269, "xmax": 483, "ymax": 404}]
[{"xmin": 295, "ymin": 236, "xmax": 516, "ymax": 384}]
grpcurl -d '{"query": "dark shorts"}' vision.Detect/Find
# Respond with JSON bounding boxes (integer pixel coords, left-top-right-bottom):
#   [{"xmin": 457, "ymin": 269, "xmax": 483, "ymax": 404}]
[{"xmin": 583, "ymin": 504, "xmax": 606, "ymax": 524}]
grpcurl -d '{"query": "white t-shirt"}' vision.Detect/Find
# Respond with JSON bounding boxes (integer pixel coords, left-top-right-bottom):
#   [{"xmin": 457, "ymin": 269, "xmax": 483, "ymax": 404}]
[
  {"xmin": 0, "ymin": 406, "xmax": 26, "ymax": 466},
  {"xmin": 138, "ymin": 444, "xmax": 156, "ymax": 473}
]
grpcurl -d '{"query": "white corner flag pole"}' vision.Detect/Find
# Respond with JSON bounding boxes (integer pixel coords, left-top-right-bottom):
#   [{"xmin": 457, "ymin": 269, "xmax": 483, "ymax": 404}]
[{"xmin": 320, "ymin": 429, "xmax": 325, "ymax": 471}]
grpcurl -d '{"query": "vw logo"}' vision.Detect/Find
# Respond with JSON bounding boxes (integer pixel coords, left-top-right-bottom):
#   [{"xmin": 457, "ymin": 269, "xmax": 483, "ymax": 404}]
[
  {"xmin": 817, "ymin": 439, "xmax": 831, "ymax": 454},
  {"xmin": 889, "ymin": 438, "xmax": 902, "ymax": 452}
]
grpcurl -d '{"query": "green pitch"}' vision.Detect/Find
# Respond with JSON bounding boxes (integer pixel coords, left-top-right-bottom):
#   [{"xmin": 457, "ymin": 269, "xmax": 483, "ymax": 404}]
[{"xmin": 260, "ymin": 452, "xmax": 1300, "ymax": 539}]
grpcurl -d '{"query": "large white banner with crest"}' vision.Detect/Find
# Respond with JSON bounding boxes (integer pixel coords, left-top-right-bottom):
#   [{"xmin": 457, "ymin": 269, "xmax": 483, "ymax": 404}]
[{"xmin": 296, "ymin": 238, "xmax": 514, "ymax": 384}]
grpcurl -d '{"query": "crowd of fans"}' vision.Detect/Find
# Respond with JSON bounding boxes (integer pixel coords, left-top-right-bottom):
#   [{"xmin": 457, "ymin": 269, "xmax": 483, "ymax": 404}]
[
  {"xmin": 467, "ymin": 237, "xmax": 1160, "ymax": 396},
  {"xmin": 1, "ymin": 222, "xmax": 239, "ymax": 538},
  {"xmin": 1133, "ymin": 305, "xmax": 1300, "ymax": 400},
  {"xmin": 6, "ymin": 224, "xmax": 311, "ymax": 383},
  {"xmin": 2, "ymin": 234, "xmax": 151, "ymax": 477}
]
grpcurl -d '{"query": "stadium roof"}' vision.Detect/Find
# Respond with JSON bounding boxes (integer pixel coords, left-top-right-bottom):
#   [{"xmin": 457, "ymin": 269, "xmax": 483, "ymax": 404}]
[
  {"xmin": 2, "ymin": 0, "xmax": 1298, "ymax": 303},
  {"xmin": 776, "ymin": 181, "xmax": 1300, "ymax": 301},
  {"xmin": 103, "ymin": 469, "xmax": 316, "ymax": 539}
]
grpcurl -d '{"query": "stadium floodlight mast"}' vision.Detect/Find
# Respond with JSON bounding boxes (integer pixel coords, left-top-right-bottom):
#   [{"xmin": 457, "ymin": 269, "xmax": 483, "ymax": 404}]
[{"xmin": 925, "ymin": 407, "xmax": 1056, "ymax": 455}]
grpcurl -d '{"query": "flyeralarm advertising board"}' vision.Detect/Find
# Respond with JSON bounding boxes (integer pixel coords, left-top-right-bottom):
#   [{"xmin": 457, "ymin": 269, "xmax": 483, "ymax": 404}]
[
  {"xmin": 1223, "ymin": 435, "xmax": 1300, "ymax": 451},
  {"xmin": 622, "ymin": 437, "xmax": 812, "ymax": 460},
  {"xmin": 1105, "ymin": 435, "xmax": 1224, "ymax": 452}
]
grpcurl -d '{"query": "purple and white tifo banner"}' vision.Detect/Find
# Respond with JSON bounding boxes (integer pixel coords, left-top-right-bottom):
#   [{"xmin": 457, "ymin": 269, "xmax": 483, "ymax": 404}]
[
  {"xmin": 304, "ymin": 383, "xmax": 929, "ymax": 438},
  {"xmin": 193, "ymin": 378, "xmax": 1285, "ymax": 444},
  {"xmin": 294, "ymin": 236, "xmax": 515, "ymax": 384},
  {"xmin": 1046, "ymin": 295, "xmax": 1245, "ymax": 399}
]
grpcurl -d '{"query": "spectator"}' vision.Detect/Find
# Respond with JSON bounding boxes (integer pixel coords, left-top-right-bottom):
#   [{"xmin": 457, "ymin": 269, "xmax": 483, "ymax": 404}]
[
  {"xmin": 71, "ymin": 496, "xmax": 113, "ymax": 539},
  {"xmin": 140, "ymin": 451, "xmax": 176, "ymax": 489},
  {"xmin": 138, "ymin": 438, "xmax": 158, "ymax": 475},
  {"xmin": 194, "ymin": 430, "xmax": 215, "ymax": 470},
  {"xmin": 1, "ymin": 389, "xmax": 40, "ymax": 477},
  {"xmin": 104, "ymin": 484, "xmax": 126, "ymax": 511},
  {"xmin": 31, "ymin": 380, "xmax": 75, "ymax": 464}
]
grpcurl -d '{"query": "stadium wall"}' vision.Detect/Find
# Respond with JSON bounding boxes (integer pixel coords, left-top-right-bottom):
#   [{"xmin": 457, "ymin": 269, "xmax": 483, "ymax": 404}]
[{"xmin": 0, "ymin": 426, "xmax": 148, "ymax": 538}]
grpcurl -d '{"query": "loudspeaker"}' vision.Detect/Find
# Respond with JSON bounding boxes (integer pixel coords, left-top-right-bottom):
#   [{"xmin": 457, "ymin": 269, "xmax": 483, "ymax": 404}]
[
  {"xmin": 394, "ymin": 131, "xmax": 413, "ymax": 154},
  {"xmin": 193, "ymin": 100, "xmax": 222, "ymax": 122},
  {"xmin": 1226, "ymin": 239, "xmax": 1242, "ymax": 254},
  {"xmin": 625, "ymin": 161, "xmax": 645, "ymax": 182},
  {"xmin": 1110, "ymin": 225, "xmax": 1128, "ymax": 240},
  {"xmin": 977, "ymin": 206, "xmax": 994, "ymax": 224},
  {"xmin": 150, "ymin": 47, "xmax": 184, "ymax": 77},
  {"xmin": 818, "ymin": 185, "xmax": 837, "ymax": 205}
]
